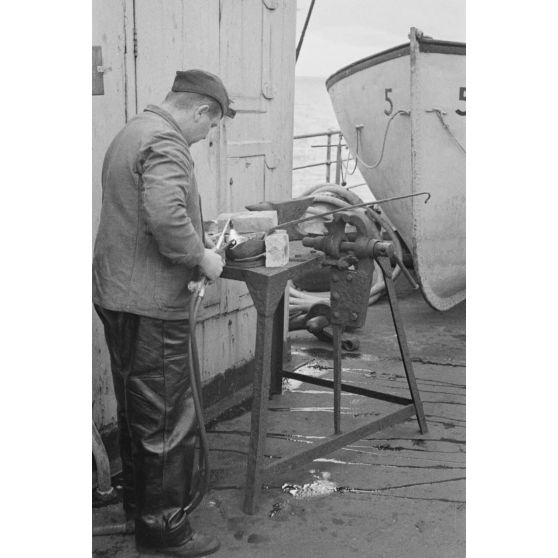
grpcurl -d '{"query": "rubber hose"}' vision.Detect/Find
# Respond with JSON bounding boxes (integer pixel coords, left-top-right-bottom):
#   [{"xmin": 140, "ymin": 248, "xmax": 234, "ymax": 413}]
[
  {"xmin": 303, "ymin": 206, "xmax": 329, "ymax": 214},
  {"xmin": 298, "ymin": 182, "xmax": 360, "ymax": 201},
  {"xmin": 182, "ymin": 293, "xmax": 211, "ymax": 516},
  {"xmin": 302, "ymin": 184, "xmax": 363, "ymax": 206},
  {"xmin": 310, "ymin": 194, "xmax": 353, "ymax": 209}
]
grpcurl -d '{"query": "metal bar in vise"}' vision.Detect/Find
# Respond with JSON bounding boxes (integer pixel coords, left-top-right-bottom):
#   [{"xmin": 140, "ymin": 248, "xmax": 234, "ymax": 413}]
[{"xmin": 268, "ymin": 192, "xmax": 431, "ymax": 234}]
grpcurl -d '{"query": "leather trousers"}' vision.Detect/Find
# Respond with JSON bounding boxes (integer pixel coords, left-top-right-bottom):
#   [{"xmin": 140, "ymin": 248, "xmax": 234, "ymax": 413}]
[{"xmin": 95, "ymin": 305, "xmax": 197, "ymax": 548}]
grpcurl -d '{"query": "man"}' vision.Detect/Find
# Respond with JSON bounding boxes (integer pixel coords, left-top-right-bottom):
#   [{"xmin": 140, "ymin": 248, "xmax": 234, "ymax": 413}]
[{"xmin": 93, "ymin": 69, "xmax": 235, "ymax": 557}]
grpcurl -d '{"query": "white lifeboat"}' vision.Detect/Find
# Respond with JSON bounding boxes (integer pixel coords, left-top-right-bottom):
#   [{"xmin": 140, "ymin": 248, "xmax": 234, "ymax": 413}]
[{"xmin": 326, "ymin": 28, "xmax": 465, "ymax": 311}]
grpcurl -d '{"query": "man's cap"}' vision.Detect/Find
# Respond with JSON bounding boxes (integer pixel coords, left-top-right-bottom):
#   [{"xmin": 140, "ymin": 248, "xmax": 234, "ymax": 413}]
[{"xmin": 172, "ymin": 69, "xmax": 236, "ymax": 118}]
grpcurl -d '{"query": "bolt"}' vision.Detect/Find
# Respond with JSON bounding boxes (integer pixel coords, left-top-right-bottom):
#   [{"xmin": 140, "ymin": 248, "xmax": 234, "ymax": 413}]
[
  {"xmin": 331, "ymin": 291, "xmax": 340, "ymax": 301},
  {"xmin": 332, "ymin": 311, "xmax": 340, "ymax": 318},
  {"xmin": 346, "ymin": 274, "xmax": 353, "ymax": 282},
  {"xmin": 331, "ymin": 273, "xmax": 339, "ymax": 282},
  {"xmin": 350, "ymin": 312, "xmax": 359, "ymax": 321}
]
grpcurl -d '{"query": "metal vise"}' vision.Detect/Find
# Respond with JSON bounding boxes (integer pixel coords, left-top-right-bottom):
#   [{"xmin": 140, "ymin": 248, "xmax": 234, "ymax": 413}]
[
  {"xmin": 295, "ymin": 206, "xmax": 427, "ymax": 438},
  {"xmin": 302, "ymin": 208, "xmax": 395, "ymax": 329}
]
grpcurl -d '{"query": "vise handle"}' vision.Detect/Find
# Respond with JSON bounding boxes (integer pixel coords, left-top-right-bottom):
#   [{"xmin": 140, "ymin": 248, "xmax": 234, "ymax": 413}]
[{"xmin": 303, "ymin": 236, "xmax": 418, "ymax": 290}]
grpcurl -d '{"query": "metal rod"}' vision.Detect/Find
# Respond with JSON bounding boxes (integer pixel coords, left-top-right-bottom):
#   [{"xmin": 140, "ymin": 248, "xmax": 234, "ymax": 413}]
[
  {"xmin": 335, "ymin": 133, "xmax": 343, "ymax": 184},
  {"xmin": 294, "ymin": 130, "xmax": 341, "ymax": 140},
  {"xmin": 188, "ymin": 218, "xmax": 230, "ymax": 297},
  {"xmin": 391, "ymin": 252, "xmax": 419, "ymax": 289},
  {"xmin": 377, "ymin": 256, "xmax": 428, "ymax": 434},
  {"xmin": 296, "ymin": 0, "xmax": 317, "ymax": 62},
  {"xmin": 93, "ymin": 522, "xmax": 134, "ymax": 537},
  {"xmin": 293, "ymin": 157, "xmax": 353, "ymax": 171},
  {"xmin": 325, "ymin": 132, "xmax": 332, "ymax": 183},
  {"xmin": 282, "ymin": 371, "xmax": 412, "ymax": 405},
  {"xmin": 311, "ymin": 143, "xmax": 347, "ymax": 148},
  {"xmin": 262, "ymin": 405, "xmax": 417, "ymax": 479},
  {"xmin": 269, "ymin": 192, "xmax": 431, "ymax": 233},
  {"xmin": 215, "ymin": 217, "xmax": 230, "ymax": 250}
]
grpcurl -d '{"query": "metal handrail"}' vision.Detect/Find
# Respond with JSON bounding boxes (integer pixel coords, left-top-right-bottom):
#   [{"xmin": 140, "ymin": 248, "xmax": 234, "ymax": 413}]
[
  {"xmin": 293, "ymin": 129, "xmax": 349, "ymax": 184},
  {"xmin": 293, "ymin": 157, "xmax": 353, "ymax": 171},
  {"xmin": 293, "ymin": 130, "xmax": 340, "ymax": 140}
]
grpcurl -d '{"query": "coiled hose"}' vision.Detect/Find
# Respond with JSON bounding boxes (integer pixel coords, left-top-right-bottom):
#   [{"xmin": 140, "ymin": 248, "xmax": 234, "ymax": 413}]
[{"xmin": 289, "ymin": 183, "xmax": 403, "ymax": 315}]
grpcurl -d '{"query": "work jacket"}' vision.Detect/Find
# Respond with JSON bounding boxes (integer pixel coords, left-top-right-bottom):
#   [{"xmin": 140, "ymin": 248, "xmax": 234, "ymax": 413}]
[{"xmin": 93, "ymin": 105, "xmax": 205, "ymax": 320}]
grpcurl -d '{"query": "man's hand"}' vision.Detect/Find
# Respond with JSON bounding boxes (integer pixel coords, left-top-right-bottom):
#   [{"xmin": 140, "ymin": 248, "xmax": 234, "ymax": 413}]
[
  {"xmin": 199, "ymin": 248, "xmax": 223, "ymax": 281},
  {"xmin": 204, "ymin": 232, "xmax": 216, "ymax": 249}
]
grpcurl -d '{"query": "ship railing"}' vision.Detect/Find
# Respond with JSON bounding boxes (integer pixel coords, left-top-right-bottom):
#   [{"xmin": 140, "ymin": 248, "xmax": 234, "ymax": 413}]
[
  {"xmin": 292, "ymin": 129, "xmax": 368, "ymax": 192},
  {"xmin": 293, "ymin": 129, "xmax": 350, "ymax": 185}
]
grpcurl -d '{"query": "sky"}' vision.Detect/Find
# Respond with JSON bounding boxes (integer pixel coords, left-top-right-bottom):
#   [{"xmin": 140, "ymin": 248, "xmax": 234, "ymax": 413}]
[{"xmin": 295, "ymin": 0, "xmax": 466, "ymax": 77}]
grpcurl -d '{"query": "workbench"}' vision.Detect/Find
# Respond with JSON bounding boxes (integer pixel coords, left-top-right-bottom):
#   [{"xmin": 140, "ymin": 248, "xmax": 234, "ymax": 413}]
[{"xmin": 221, "ymin": 255, "xmax": 320, "ymax": 514}]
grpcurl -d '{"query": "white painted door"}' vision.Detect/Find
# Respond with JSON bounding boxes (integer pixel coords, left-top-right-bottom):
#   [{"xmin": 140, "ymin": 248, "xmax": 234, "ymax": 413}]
[
  {"xmin": 92, "ymin": 0, "xmax": 134, "ymax": 428},
  {"xmin": 132, "ymin": 0, "xmax": 296, "ymax": 316},
  {"xmin": 219, "ymin": 0, "xmax": 296, "ymax": 312}
]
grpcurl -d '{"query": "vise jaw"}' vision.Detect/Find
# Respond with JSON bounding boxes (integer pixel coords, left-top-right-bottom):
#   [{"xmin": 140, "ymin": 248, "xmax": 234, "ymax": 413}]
[{"xmin": 302, "ymin": 208, "xmax": 385, "ymax": 329}]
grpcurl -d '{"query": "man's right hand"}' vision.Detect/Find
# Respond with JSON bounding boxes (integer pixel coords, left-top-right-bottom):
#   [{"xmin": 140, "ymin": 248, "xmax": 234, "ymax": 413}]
[{"xmin": 199, "ymin": 248, "xmax": 224, "ymax": 281}]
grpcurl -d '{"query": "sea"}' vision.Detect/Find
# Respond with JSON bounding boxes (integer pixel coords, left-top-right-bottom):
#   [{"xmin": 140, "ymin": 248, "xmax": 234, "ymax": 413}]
[{"xmin": 292, "ymin": 76, "xmax": 370, "ymax": 201}]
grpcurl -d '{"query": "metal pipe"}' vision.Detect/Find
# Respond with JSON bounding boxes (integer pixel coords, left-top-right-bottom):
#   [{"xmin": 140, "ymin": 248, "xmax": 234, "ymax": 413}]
[
  {"xmin": 335, "ymin": 133, "xmax": 343, "ymax": 184},
  {"xmin": 332, "ymin": 324, "xmax": 343, "ymax": 434},
  {"xmin": 325, "ymin": 132, "xmax": 332, "ymax": 182},
  {"xmin": 311, "ymin": 143, "xmax": 347, "ymax": 148},
  {"xmin": 293, "ymin": 157, "xmax": 353, "ymax": 171},
  {"xmin": 93, "ymin": 522, "xmax": 134, "ymax": 537},
  {"xmin": 269, "ymin": 192, "xmax": 431, "ymax": 233},
  {"xmin": 293, "ymin": 130, "xmax": 341, "ymax": 140}
]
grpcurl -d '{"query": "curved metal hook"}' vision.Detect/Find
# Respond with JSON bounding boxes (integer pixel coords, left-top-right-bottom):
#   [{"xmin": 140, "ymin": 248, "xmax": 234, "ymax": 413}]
[{"xmin": 418, "ymin": 192, "xmax": 431, "ymax": 204}]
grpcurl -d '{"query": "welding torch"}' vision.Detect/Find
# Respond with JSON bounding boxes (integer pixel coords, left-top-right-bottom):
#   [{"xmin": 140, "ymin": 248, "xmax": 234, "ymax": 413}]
[{"xmin": 188, "ymin": 218, "xmax": 230, "ymax": 299}]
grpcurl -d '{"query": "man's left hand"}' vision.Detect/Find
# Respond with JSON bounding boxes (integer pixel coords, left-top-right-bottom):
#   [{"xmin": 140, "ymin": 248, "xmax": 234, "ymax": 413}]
[{"xmin": 204, "ymin": 233, "xmax": 216, "ymax": 249}]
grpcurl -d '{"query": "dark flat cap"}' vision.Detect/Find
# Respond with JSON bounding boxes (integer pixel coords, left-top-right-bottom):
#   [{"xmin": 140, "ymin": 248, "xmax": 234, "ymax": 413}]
[{"xmin": 172, "ymin": 69, "xmax": 236, "ymax": 118}]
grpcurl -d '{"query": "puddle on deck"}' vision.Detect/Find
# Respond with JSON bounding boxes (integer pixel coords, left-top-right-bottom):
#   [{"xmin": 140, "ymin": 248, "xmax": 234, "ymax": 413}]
[
  {"xmin": 277, "ymin": 471, "xmax": 338, "ymax": 503},
  {"xmin": 292, "ymin": 347, "xmax": 381, "ymax": 362}
]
